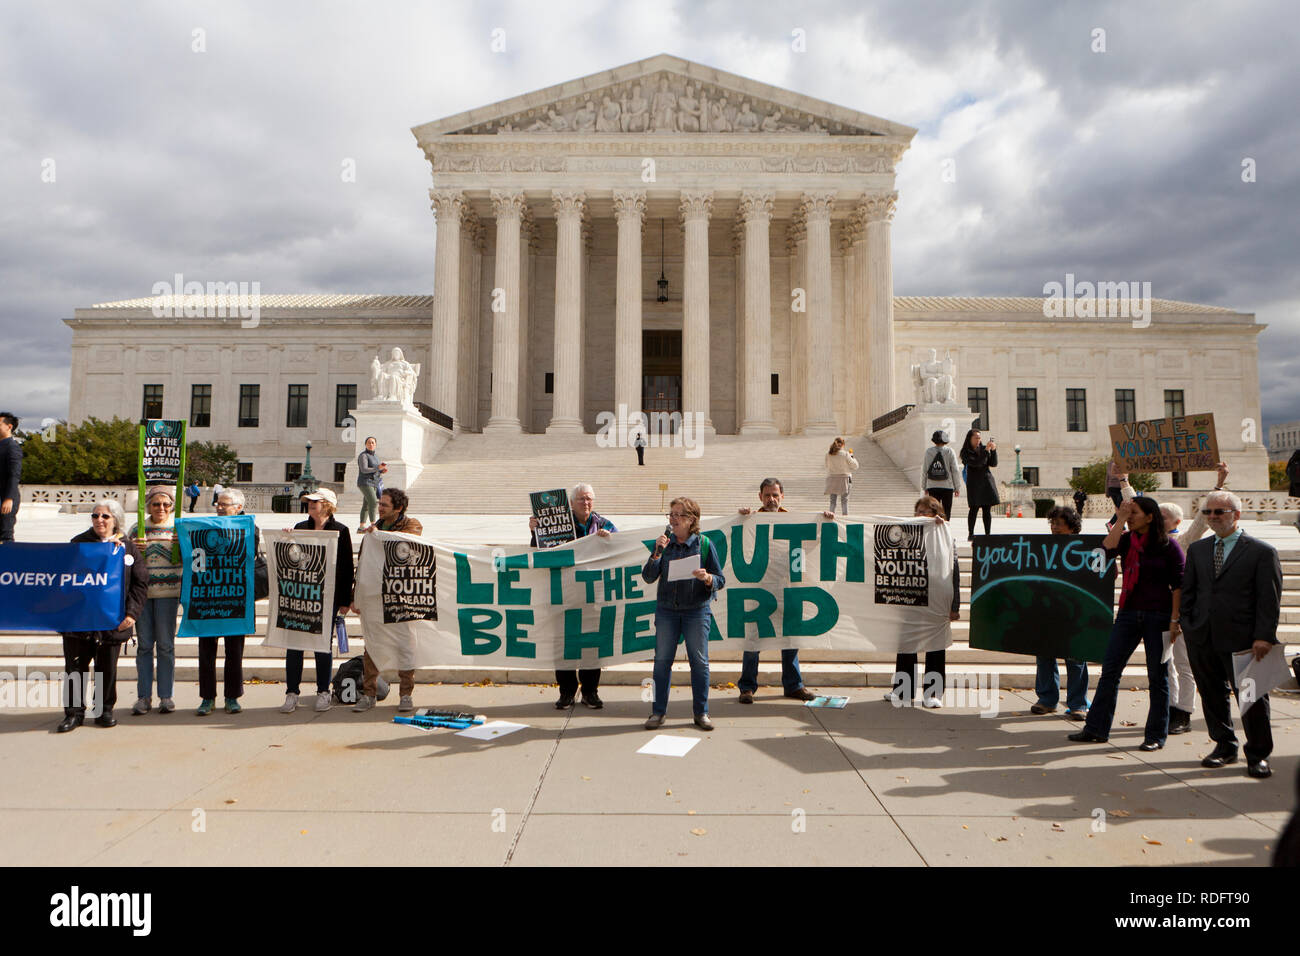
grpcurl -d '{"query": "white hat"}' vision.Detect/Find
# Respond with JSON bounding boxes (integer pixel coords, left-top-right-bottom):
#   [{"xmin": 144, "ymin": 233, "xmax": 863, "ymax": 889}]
[{"xmin": 302, "ymin": 488, "xmax": 338, "ymax": 507}]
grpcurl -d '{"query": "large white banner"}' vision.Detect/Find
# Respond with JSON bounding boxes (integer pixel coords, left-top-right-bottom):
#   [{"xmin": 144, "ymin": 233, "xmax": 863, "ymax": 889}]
[
  {"xmin": 356, "ymin": 514, "xmax": 955, "ymax": 671},
  {"xmin": 262, "ymin": 528, "xmax": 339, "ymax": 652}
]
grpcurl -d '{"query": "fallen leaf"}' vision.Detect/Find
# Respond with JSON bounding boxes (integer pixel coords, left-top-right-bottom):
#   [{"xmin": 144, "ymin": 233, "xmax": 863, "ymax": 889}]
[
  {"xmin": 581, "ymin": 775, "xmax": 591, "ymax": 781},
  {"xmin": 1119, "ymin": 721, "xmax": 1137, "ymax": 727},
  {"xmin": 1186, "ymin": 838, "xmax": 1194, "ymax": 844},
  {"xmin": 690, "ymin": 828, "xmax": 707, "ymax": 836},
  {"xmin": 992, "ymin": 836, "xmax": 1008, "ymax": 842},
  {"xmin": 299, "ymin": 830, "xmax": 308, "ymax": 835},
  {"xmin": 224, "ymin": 799, "xmax": 237, "ymax": 805},
  {"xmin": 1051, "ymin": 823, "xmax": 1065, "ymax": 832},
  {"xmin": 1105, "ymin": 754, "xmax": 1126, "ymax": 760},
  {"xmin": 1111, "ymin": 809, "xmax": 1131, "ymax": 818},
  {"xmin": 1146, "ymin": 840, "xmax": 1162, "ymax": 846},
  {"xmin": 961, "ymin": 824, "xmax": 969, "ymax": 829},
  {"xmin": 687, "ymin": 810, "xmax": 696, "ymax": 815},
  {"xmin": 665, "ymin": 789, "xmax": 672, "ymax": 796},
  {"xmin": 802, "ymin": 788, "xmax": 810, "ymax": 793}
]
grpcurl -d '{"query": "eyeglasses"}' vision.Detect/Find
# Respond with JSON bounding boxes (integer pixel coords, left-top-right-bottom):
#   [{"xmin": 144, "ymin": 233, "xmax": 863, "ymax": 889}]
[
  {"xmin": 91, "ymin": 513, "xmax": 113, "ymax": 520},
  {"xmin": 148, "ymin": 501, "xmax": 173, "ymax": 508},
  {"xmin": 666, "ymin": 512, "xmax": 687, "ymax": 519},
  {"xmin": 1200, "ymin": 508, "xmax": 1234, "ymax": 516}
]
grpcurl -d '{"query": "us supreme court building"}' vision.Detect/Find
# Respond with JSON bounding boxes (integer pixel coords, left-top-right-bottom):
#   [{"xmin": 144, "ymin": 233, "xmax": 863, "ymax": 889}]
[{"xmin": 64, "ymin": 54, "xmax": 1270, "ymax": 491}]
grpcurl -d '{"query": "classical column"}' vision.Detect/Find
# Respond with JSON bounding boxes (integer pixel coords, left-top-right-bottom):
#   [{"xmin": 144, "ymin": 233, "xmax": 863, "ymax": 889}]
[
  {"xmin": 732, "ymin": 219, "xmax": 747, "ymax": 429},
  {"xmin": 457, "ymin": 210, "xmax": 482, "ymax": 432},
  {"xmin": 850, "ymin": 206, "xmax": 871, "ymax": 433},
  {"xmin": 839, "ymin": 224, "xmax": 857, "ymax": 434},
  {"xmin": 679, "ymin": 189, "xmax": 714, "ymax": 435},
  {"xmin": 484, "ymin": 190, "xmax": 525, "ymax": 433},
  {"xmin": 801, "ymin": 191, "xmax": 837, "ymax": 434},
  {"xmin": 738, "ymin": 190, "xmax": 777, "ymax": 435},
  {"xmin": 430, "ymin": 189, "xmax": 464, "ymax": 424},
  {"xmin": 613, "ymin": 190, "xmax": 646, "ymax": 420},
  {"xmin": 517, "ymin": 212, "xmax": 536, "ymax": 431},
  {"xmin": 863, "ymin": 191, "xmax": 898, "ymax": 427},
  {"xmin": 786, "ymin": 212, "xmax": 806, "ymax": 433},
  {"xmin": 547, "ymin": 190, "xmax": 586, "ymax": 433}
]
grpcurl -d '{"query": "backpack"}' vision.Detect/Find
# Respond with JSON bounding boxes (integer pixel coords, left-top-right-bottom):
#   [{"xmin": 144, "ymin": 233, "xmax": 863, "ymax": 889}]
[
  {"xmin": 926, "ymin": 448, "xmax": 949, "ymax": 483},
  {"xmin": 331, "ymin": 656, "xmax": 389, "ymax": 704}
]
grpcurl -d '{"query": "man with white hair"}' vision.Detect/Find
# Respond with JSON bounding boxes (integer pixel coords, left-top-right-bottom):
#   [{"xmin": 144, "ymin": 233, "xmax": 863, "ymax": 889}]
[
  {"xmin": 528, "ymin": 483, "xmax": 616, "ymax": 709},
  {"xmin": 1178, "ymin": 488, "xmax": 1283, "ymax": 779}
]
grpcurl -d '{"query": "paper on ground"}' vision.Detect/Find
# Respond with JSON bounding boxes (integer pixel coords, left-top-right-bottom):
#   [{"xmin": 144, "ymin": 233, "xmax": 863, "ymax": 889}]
[
  {"xmin": 456, "ymin": 720, "xmax": 528, "ymax": 740},
  {"xmin": 666, "ymin": 553, "xmax": 701, "ymax": 581},
  {"xmin": 1231, "ymin": 644, "xmax": 1290, "ymax": 715},
  {"xmin": 637, "ymin": 734, "xmax": 700, "ymax": 757},
  {"xmin": 806, "ymin": 696, "xmax": 849, "ymax": 708}
]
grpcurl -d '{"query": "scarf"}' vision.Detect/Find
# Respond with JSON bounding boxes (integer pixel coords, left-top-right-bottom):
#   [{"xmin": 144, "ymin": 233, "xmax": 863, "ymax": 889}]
[{"xmin": 1118, "ymin": 531, "xmax": 1147, "ymax": 610}]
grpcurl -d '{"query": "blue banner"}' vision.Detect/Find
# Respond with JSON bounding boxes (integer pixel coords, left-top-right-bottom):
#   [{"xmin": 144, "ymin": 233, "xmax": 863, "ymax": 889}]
[
  {"xmin": 177, "ymin": 515, "xmax": 256, "ymax": 637},
  {"xmin": 0, "ymin": 543, "xmax": 125, "ymax": 632}
]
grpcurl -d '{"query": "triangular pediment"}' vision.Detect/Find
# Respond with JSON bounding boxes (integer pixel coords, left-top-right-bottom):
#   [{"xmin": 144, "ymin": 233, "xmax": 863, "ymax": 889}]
[{"xmin": 412, "ymin": 53, "xmax": 915, "ymax": 140}]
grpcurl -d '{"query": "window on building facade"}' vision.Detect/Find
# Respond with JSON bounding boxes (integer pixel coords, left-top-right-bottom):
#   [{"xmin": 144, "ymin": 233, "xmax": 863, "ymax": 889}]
[
  {"xmin": 1164, "ymin": 389, "xmax": 1185, "ymax": 418},
  {"xmin": 1172, "ymin": 471, "xmax": 1188, "ymax": 488},
  {"xmin": 236, "ymin": 462, "xmax": 253, "ymax": 482},
  {"xmin": 238, "ymin": 385, "xmax": 260, "ymax": 427},
  {"xmin": 968, "ymin": 387, "xmax": 989, "ymax": 431},
  {"xmin": 335, "ymin": 384, "xmax": 357, "ymax": 428},
  {"xmin": 1021, "ymin": 467, "xmax": 1040, "ymax": 486},
  {"xmin": 286, "ymin": 385, "xmax": 309, "ymax": 428},
  {"xmin": 190, "ymin": 384, "xmax": 211, "ymax": 428},
  {"xmin": 142, "ymin": 384, "xmax": 163, "ymax": 420},
  {"xmin": 1016, "ymin": 388, "xmax": 1038, "ymax": 431},
  {"xmin": 771, "ymin": 373, "xmax": 779, "ymax": 395},
  {"xmin": 544, "ymin": 373, "xmax": 554, "ymax": 394},
  {"xmin": 334, "ymin": 462, "xmax": 347, "ymax": 482},
  {"xmin": 1066, "ymin": 388, "xmax": 1087, "ymax": 432},
  {"xmin": 285, "ymin": 462, "xmax": 303, "ymax": 482},
  {"xmin": 1115, "ymin": 388, "xmax": 1136, "ymax": 424}
]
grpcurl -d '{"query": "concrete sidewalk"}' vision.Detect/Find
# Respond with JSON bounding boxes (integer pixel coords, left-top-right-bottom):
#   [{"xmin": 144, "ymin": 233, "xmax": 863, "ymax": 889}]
[{"xmin": 0, "ymin": 681, "xmax": 1295, "ymax": 866}]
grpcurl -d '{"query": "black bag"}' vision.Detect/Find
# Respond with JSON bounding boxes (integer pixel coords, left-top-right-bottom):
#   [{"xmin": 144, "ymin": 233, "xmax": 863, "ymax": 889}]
[
  {"xmin": 331, "ymin": 655, "xmax": 389, "ymax": 703},
  {"xmin": 253, "ymin": 554, "xmax": 269, "ymax": 601},
  {"xmin": 926, "ymin": 448, "xmax": 949, "ymax": 483}
]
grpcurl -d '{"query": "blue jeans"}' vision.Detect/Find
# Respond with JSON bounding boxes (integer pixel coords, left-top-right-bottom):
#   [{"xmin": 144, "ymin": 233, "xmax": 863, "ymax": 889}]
[
  {"xmin": 136, "ymin": 596, "xmax": 179, "ymax": 700},
  {"xmin": 1083, "ymin": 608, "xmax": 1170, "ymax": 744},
  {"xmin": 738, "ymin": 648, "xmax": 803, "ymax": 694},
  {"xmin": 651, "ymin": 607, "xmax": 711, "ymax": 716},
  {"xmin": 1035, "ymin": 657, "xmax": 1090, "ymax": 711}
]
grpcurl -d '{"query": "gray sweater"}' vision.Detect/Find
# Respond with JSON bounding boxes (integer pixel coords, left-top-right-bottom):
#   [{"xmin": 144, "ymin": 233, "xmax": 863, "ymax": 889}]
[{"xmin": 921, "ymin": 445, "xmax": 960, "ymax": 491}]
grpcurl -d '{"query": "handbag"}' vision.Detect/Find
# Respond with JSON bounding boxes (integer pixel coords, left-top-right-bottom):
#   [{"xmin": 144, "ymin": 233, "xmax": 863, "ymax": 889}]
[{"xmin": 253, "ymin": 554, "xmax": 269, "ymax": 601}]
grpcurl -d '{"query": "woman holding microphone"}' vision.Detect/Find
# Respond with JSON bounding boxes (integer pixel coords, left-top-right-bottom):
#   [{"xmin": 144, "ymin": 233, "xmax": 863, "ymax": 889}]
[{"xmin": 642, "ymin": 498, "xmax": 725, "ymax": 731}]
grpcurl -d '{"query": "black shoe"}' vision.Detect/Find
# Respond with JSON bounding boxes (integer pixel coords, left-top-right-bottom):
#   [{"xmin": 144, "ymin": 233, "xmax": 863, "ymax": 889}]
[
  {"xmin": 580, "ymin": 691, "xmax": 603, "ymax": 709},
  {"xmin": 784, "ymin": 687, "xmax": 817, "ymax": 702},
  {"xmin": 1247, "ymin": 759, "xmax": 1272, "ymax": 779},
  {"xmin": 1201, "ymin": 749, "xmax": 1238, "ymax": 769},
  {"xmin": 555, "ymin": 695, "xmax": 575, "ymax": 709},
  {"xmin": 738, "ymin": 690, "xmax": 754, "ymax": 704},
  {"xmin": 56, "ymin": 714, "xmax": 83, "ymax": 733},
  {"xmin": 1138, "ymin": 740, "xmax": 1163, "ymax": 752},
  {"xmin": 1068, "ymin": 730, "xmax": 1108, "ymax": 743},
  {"xmin": 1168, "ymin": 708, "xmax": 1192, "ymax": 734},
  {"xmin": 94, "ymin": 712, "xmax": 117, "ymax": 728}
]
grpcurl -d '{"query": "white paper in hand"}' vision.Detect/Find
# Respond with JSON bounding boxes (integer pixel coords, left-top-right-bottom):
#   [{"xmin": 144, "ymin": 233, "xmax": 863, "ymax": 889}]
[
  {"xmin": 666, "ymin": 553, "xmax": 701, "ymax": 581},
  {"xmin": 1231, "ymin": 645, "xmax": 1289, "ymax": 716}
]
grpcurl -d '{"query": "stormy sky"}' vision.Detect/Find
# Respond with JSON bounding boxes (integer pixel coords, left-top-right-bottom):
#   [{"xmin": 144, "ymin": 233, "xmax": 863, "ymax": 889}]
[{"xmin": 1, "ymin": 0, "xmax": 1296, "ymax": 437}]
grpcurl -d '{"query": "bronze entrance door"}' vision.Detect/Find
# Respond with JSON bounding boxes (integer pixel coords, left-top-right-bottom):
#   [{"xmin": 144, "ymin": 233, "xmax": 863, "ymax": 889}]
[{"xmin": 642, "ymin": 330, "xmax": 682, "ymax": 435}]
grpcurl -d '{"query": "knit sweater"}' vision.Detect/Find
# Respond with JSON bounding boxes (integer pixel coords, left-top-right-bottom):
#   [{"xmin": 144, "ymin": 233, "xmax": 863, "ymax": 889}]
[{"xmin": 128, "ymin": 519, "xmax": 182, "ymax": 599}]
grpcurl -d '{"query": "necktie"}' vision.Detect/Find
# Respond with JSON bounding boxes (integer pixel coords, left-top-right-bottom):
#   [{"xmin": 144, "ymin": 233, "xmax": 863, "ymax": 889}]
[{"xmin": 1214, "ymin": 538, "xmax": 1224, "ymax": 577}]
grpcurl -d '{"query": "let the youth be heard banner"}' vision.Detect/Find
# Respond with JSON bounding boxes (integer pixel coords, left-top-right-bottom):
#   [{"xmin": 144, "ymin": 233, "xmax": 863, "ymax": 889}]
[
  {"xmin": 177, "ymin": 515, "xmax": 257, "ymax": 637},
  {"xmin": 968, "ymin": 534, "xmax": 1118, "ymax": 663},
  {"xmin": 0, "ymin": 542, "xmax": 125, "ymax": 632},
  {"xmin": 355, "ymin": 514, "xmax": 956, "ymax": 671},
  {"xmin": 530, "ymin": 488, "xmax": 577, "ymax": 548},
  {"xmin": 137, "ymin": 419, "xmax": 187, "ymax": 536},
  {"xmin": 354, "ymin": 531, "xmax": 438, "ymax": 671},
  {"xmin": 261, "ymin": 528, "xmax": 338, "ymax": 652}
]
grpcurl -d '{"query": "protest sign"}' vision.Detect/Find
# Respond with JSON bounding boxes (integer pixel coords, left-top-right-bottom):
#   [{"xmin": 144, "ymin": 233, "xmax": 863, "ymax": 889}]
[
  {"xmin": 0, "ymin": 542, "xmax": 125, "ymax": 632},
  {"xmin": 1108, "ymin": 413, "xmax": 1217, "ymax": 473},
  {"xmin": 137, "ymin": 419, "xmax": 187, "ymax": 535},
  {"xmin": 354, "ymin": 514, "xmax": 956, "ymax": 670},
  {"xmin": 968, "ymin": 534, "xmax": 1117, "ymax": 663},
  {"xmin": 530, "ymin": 488, "xmax": 577, "ymax": 547},
  {"xmin": 262, "ymin": 528, "xmax": 338, "ymax": 651},
  {"xmin": 354, "ymin": 531, "xmax": 438, "ymax": 672},
  {"xmin": 177, "ymin": 515, "xmax": 256, "ymax": 637}
]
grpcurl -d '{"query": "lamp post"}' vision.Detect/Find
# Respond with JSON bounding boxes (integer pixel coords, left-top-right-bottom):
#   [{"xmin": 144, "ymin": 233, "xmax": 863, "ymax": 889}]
[{"xmin": 1008, "ymin": 443, "xmax": 1031, "ymax": 517}]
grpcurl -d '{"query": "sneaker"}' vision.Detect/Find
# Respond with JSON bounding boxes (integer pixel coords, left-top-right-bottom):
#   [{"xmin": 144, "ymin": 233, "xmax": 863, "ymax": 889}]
[
  {"xmin": 315, "ymin": 691, "xmax": 332, "ymax": 712},
  {"xmin": 196, "ymin": 699, "xmax": 214, "ymax": 717},
  {"xmin": 644, "ymin": 713, "xmax": 665, "ymax": 730},
  {"xmin": 1030, "ymin": 702, "xmax": 1055, "ymax": 715},
  {"xmin": 398, "ymin": 695, "xmax": 415, "ymax": 712},
  {"xmin": 580, "ymin": 691, "xmax": 603, "ymax": 709},
  {"xmin": 883, "ymin": 690, "xmax": 909, "ymax": 706},
  {"xmin": 1065, "ymin": 708, "xmax": 1088, "ymax": 721},
  {"xmin": 738, "ymin": 690, "xmax": 754, "ymax": 704},
  {"xmin": 224, "ymin": 698, "xmax": 242, "ymax": 714},
  {"xmin": 159, "ymin": 698, "xmax": 175, "ymax": 714},
  {"xmin": 694, "ymin": 713, "xmax": 715, "ymax": 731},
  {"xmin": 352, "ymin": 694, "xmax": 376, "ymax": 713},
  {"xmin": 131, "ymin": 697, "xmax": 151, "ymax": 716},
  {"xmin": 555, "ymin": 694, "xmax": 575, "ymax": 710},
  {"xmin": 922, "ymin": 696, "xmax": 943, "ymax": 709},
  {"xmin": 279, "ymin": 693, "xmax": 299, "ymax": 714}
]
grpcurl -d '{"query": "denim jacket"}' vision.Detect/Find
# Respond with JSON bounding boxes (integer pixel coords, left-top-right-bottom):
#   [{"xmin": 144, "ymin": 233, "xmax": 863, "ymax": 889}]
[{"xmin": 641, "ymin": 532, "xmax": 726, "ymax": 610}]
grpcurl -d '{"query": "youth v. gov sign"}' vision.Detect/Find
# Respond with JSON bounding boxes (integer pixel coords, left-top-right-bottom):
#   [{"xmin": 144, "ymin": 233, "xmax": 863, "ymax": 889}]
[{"xmin": 356, "ymin": 514, "xmax": 956, "ymax": 671}]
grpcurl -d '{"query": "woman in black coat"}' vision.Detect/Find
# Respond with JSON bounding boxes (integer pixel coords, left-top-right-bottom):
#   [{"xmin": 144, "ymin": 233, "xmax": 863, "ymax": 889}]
[
  {"xmin": 58, "ymin": 499, "xmax": 149, "ymax": 732},
  {"xmin": 279, "ymin": 489, "xmax": 354, "ymax": 714},
  {"xmin": 959, "ymin": 427, "xmax": 999, "ymax": 540}
]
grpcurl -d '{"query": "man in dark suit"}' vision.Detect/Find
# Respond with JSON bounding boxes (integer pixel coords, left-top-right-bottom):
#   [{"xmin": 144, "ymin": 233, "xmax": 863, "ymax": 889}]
[
  {"xmin": 0, "ymin": 411, "xmax": 21, "ymax": 542},
  {"xmin": 1178, "ymin": 490, "xmax": 1282, "ymax": 778}
]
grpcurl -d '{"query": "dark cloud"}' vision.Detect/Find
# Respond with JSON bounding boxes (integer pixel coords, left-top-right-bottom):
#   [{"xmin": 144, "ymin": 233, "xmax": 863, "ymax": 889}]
[{"xmin": 1, "ymin": 0, "xmax": 1296, "ymax": 431}]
